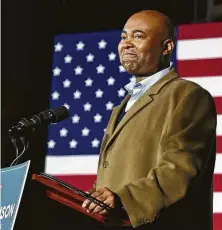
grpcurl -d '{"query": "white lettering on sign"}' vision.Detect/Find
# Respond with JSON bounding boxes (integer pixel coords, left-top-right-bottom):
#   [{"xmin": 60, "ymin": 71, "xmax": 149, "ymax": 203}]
[{"xmin": 0, "ymin": 203, "xmax": 16, "ymax": 219}]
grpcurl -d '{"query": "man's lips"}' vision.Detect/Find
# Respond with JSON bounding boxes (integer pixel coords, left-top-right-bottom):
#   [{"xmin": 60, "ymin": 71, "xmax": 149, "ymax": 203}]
[
  {"xmin": 123, "ymin": 52, "xmax": 136, "ymax": 56},
  {"xmin": 122, "ymin": 53, "xmax": 137, "ymax": 59}
]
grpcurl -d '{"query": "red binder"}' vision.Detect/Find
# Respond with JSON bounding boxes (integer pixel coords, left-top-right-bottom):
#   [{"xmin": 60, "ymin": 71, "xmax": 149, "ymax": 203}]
[{"xmin": 32, "ymin": 173, "xmax": 131, "ymax": 226}]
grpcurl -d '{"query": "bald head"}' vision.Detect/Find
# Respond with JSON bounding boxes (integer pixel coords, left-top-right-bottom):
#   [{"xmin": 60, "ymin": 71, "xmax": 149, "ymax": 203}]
[
  {"xmin": 129, "ymin": 10, "xmax": 176, "ymax": 43},
  {"xmin": 118, "ymin": 10, "xmax": 176, "ymax": 76}
]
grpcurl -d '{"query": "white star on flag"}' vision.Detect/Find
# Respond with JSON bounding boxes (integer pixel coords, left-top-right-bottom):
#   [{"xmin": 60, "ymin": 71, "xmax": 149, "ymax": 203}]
[
  {"xmin": 82, "ymin": 127, "xmax": 90, "ymax": 136},
  {"xmin": 64, "ymin": 55, "xmax": 72, "ymax": 63},
  {"xmin": 74, "ymin": 66, "xmax": 83, "ymax": 75},
  {"xmin": 60, "ymin": 128, "xmax": 68, "ymax": 137},
  {"xmin": 85, "ymin": 78, "xmax": 93, "ymax": 87},
  {"xmin": 94, "ymin": 113, "xmax": 102, "ymax": 123},
  {"xmin": 63, "ymin": 79, "xmax": 71, "ymax": 88},
  {"xmin": 73, "ymin": 90, "xmax": 82, "ymax": 99},
  {"xmin": 52, "ymin": 91, "xmax": 60, "ymax": 100},
  {"xmin": 130, "ymin": 76, "xmax": 136, "ymax": 82},
  {"xmin": 48, "ymin": 140, "xmax": 56, "ymax": 149},
  {"xmin": 76, "ymin": 41, "xmax": 85, "ymax": 50},
  {"xmin": 54, "ymin": 42, "xmax": 63, "ymax": 52},
  {"xmin": 63, "ymin": 103, "xmax": 70, "ymax": 110},
  {"xmin": 119, "ymin": 65, "xmax": 126, "ymax": 72},
  {"xmin": 69, "ymin": 139, "xmax": 78, "ymax": 148},
  {"xmin": 91, "ymin": 138, "xmax": 100, "ymax": 148},
  {"xmin": 95, "ymin": 89, "xmax": 104, "ymax": 98},
  {"xmin": 84, "ymin": 102, "xmax": 92, "ymax": 111},
  {"xmin": 98, "ymin": 39, "xmax": 107, "ymax": 49},
  {"xmin": 106, "ymin": 101, "xmax": 114, "ymax": 110},
  {"xmin": 108, "ymin": 52, "xmax": 116, "ymax": 61},
  {"xmin": 118, "ymin": 88, "xmax": 126, "ymax": 97},
  {"xmin": 53, "ymin": 67, "xmax": 61, "ymax": 76},
  {"xmin": 72, "ymin": 114, "xmax": 80, "ymax": 124},
  {"xmin": 96, "ymin": 64, "xmax": 105, "ymax": 74},
  {"xmin": 86, "ymin": 53, "xmax": 95, "ymax": 62},
  {"xmin": 107, "ymin": 77, "xmax": 115, "ymax": 86}
]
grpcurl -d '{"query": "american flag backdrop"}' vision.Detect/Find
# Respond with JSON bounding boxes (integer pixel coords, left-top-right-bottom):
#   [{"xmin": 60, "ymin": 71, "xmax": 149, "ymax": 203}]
[{"xmin": 44, "ymin": 23, "xmax": 222, "ymax": 229}]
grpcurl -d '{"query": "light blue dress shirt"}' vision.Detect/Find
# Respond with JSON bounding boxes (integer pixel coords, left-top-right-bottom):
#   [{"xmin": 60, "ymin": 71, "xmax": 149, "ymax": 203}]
[{"xmin": 124, "ymin": 62, "xmax": 173, "ymax": 112}]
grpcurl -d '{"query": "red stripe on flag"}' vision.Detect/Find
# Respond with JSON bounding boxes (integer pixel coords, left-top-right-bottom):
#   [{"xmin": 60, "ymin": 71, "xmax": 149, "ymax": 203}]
[
  {"xmin": 177, "ymin": 59, "xmax": 222, "ymax": 77},
  {"xmin": 55, "ymin": 175, "xmax": 97, "ymax": 191},
  {"xmin": 214, "ymin": 98, "xmax": 222, "ymax": 114},
  {"xmin": 217, "ymin": 136, "xmax": 222, "ymax": 153},
  {"xmin": 178, "ymin": 23, "xmax": 222, "ymax": 40},
  {"xmin": 214, "ymin": 174, "xmax": 222, "ymax": 192},
  {"xmin": 213, "ymin": 214, "xmax": 222, "ymax": 230}
]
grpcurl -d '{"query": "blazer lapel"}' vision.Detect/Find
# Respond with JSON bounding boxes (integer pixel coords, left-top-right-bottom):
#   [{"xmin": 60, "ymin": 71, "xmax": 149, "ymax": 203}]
[
  {"xmin": 106, "ymin": 94, "xmax": 130, "ymax": 137},
  {"xmin": 103, "ymin": 68, "xmax": 179, "ymax": 153}
]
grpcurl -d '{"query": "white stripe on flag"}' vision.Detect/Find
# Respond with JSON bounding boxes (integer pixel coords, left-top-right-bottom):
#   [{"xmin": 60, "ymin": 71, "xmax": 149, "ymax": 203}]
[
  {"xmin": 215, "ymin": 153, "xmax": 222, "ymax": 174},
  {"xmin": 182, "ymin": 76, "xmax": 222, "ymax": 97},
  {"xmin": 177, "ymin": 38, "xmax": 222, "ymax": 60},
  {"xmin": 45, "ymin": 155, "xmax": 99, "ymax": 175},
  {"xmin": 46, "ymin": 152, "xmax": 221, "ymax": 175},
  {"xmin": 214, "ymin": 192, "xmax": 222, "ymax": 213},
  {"xmin": 217, "ymin": 115, "xmax": 222, "ymax": 136}
]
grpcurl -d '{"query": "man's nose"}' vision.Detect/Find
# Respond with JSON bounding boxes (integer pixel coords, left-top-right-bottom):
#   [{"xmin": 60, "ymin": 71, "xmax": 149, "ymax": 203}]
[{"xmin": 121, "ymin": 39, "xmax": 134, "ymax": 49}]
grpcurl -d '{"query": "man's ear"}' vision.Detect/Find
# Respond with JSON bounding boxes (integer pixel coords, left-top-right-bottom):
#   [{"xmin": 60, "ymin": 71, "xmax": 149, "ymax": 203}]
[{"xmin": 162, "ymin": 39, "xmax": 174, "ymax": 56}]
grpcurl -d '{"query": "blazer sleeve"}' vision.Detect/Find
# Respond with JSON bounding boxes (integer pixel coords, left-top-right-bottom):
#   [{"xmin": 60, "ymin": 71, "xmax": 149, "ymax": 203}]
[
  {"xmin": 93, "ymin": 180, "xmax": 97, "ymax": 190},
  {"xmin": 115, "ymin": 87, "xmax": 217, "ymax": 228}
]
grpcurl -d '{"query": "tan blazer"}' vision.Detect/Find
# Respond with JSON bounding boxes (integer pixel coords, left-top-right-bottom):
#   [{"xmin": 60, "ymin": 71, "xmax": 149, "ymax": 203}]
[{"xmin": 95, "ymin": 68, "xmax": 217, "ymax": 229}]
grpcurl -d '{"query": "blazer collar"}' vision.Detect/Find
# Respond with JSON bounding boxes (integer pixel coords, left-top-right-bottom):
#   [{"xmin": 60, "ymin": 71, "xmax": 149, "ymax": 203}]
[
  {"xmin": 103, "ymin": 68, "xmax": 179, "ymax": 153},
  {"xmin": 147, "ymin": 67, "xmax": 179, "ymax": 95}
]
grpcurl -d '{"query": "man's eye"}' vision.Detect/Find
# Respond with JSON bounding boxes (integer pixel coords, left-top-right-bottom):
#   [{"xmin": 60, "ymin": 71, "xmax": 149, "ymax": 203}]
[
  {"xmin": 134, "ymin": 34, "xmax": 143, "ymax": 39},
  {"xmin": 121, "ymin": 36, "xmax": 126, "ymax": 40}
]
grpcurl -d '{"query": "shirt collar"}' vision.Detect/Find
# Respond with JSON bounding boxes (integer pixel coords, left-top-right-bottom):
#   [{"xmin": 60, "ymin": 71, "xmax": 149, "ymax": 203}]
[{"xmin": 125, "ymin": 62, "xmax": 173, "ymax": 97}]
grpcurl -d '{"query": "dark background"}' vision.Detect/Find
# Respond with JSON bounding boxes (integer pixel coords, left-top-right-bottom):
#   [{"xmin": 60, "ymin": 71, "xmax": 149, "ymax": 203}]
[{"xmin": 1, "ymin": 0, "xmax": 221, "ymax": 229}]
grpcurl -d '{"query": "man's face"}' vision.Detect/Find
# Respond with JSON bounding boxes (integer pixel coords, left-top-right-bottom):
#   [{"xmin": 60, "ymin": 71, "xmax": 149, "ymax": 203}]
[{"xmin": 118, "ymin": 13, "xmax": 167, "ymax": 76}]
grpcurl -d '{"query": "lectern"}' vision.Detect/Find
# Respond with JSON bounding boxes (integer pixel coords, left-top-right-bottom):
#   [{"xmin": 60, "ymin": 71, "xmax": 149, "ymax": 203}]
[{"xmin": 32, "ymin": 173, "xmax": 131, "ymax": 229}]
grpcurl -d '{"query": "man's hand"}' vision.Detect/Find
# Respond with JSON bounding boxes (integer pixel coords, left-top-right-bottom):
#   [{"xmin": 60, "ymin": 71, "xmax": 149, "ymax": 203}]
[
  {"xmin": 82, "ymin": 187, "xmax": 122, "ymax": 215},
  {"xmin": 85, "ymin": 188, "xmax": 96, "ymax": 195}
]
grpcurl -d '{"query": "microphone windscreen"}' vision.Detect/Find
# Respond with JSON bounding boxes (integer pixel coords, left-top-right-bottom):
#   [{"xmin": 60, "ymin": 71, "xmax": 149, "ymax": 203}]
[{"xmin": 51, "ymin": 106, "xmax": 70, "ymax": 122}]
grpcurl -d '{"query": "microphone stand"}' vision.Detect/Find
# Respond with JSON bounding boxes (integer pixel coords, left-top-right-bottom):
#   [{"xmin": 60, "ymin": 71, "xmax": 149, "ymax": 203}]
[{"xmin": 9, "ymin": 124, "xmax": 31, "ymax": 167}]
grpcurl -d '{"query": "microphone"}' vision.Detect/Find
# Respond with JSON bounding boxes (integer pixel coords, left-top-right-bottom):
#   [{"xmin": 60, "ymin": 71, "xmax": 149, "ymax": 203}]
[{"xmin": 9, "ymin": 106, "xmax": 69, "ymax": 139}]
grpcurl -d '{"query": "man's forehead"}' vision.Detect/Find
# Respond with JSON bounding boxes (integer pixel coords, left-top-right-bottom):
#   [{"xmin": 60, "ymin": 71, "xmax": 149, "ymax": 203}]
[
  {"xmin": 123, "ymin": 13, "xmax": 165, "ymax": 33},
  {"xmin": 123, "ymin": 17, "xmax": 150, "ymax": 32}
]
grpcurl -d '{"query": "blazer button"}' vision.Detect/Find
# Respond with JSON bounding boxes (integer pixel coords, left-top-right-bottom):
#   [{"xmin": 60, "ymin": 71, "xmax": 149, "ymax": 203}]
[
  {"xmin": 169, "ymin": 163, "xmax": 175, "ymax": 169},
  {"xmin": 103, "ymin": 161, "xmax": 109, "ymax": 168}
]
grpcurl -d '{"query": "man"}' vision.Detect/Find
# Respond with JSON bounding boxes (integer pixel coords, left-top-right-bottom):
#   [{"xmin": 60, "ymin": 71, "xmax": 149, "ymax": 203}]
[{"xmin": 82, "ymin": 10, "xmax": 217, "ymax": 230}]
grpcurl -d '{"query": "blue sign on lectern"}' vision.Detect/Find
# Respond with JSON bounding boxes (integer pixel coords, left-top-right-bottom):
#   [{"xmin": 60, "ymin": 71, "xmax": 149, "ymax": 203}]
[{"xmin": 0, "ymin": 161, "xmax": 30, "ymax": 230}]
